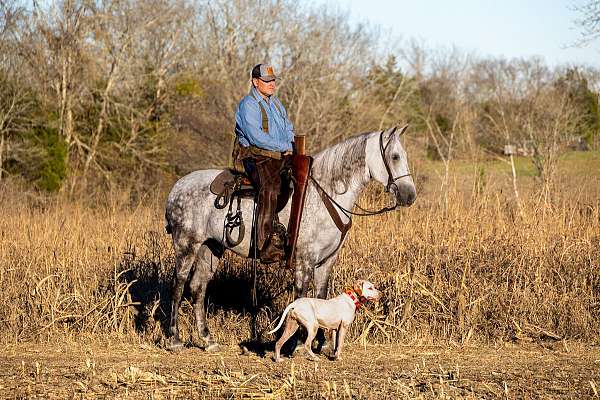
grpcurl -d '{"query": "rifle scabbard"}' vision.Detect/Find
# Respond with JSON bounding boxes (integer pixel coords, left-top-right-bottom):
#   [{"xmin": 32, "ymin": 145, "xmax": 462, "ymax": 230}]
[{"xmin": 285, "ymin": 154, "xmax": 313, "ymax": 269}]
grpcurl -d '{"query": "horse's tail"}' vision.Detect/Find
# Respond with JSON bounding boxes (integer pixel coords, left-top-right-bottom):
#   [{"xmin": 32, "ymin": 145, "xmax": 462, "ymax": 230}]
[
  {"xmin": 165, "ymin": 211, "xmax": 173, "ymax": 235},
  {"xmin": 267, "ymin": 302, "xmax": 295, "ymax": 334}
]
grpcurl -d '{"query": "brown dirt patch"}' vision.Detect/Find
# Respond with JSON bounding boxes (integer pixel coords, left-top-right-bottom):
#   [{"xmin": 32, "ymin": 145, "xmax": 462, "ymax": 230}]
[{"xmin": 0, "ymin": 340, "xmax": 598, "ymax": 399}]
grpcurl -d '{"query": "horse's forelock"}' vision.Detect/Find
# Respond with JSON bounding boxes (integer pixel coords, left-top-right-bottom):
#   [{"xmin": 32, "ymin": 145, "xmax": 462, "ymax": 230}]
[{"xmin": 312, "ymin": 133, "xmax": 369, "ymax": 194}]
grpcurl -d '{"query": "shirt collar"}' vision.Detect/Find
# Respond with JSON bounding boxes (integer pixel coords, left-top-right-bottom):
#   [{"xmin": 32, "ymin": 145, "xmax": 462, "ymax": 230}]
[{"xmin": 250, "ymin": 86, "xmax": 270, "ymax": 104}]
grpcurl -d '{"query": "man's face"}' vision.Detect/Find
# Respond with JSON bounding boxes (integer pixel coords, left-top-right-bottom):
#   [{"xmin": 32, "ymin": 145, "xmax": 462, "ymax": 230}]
[{"xmin": 253, "ymin": 78, "xmax": 276, "ymax": 97}]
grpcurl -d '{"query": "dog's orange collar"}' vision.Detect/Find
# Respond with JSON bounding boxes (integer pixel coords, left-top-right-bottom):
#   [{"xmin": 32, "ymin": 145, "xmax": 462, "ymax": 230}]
[{"xmin": 344, "ymin": 289, "xmax": 367, "ymax": 310}]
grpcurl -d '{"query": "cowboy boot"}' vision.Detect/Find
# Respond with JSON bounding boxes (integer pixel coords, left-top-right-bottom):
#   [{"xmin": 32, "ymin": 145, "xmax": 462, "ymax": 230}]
[
  {"xmin": 272, "ymin": 220, "xmax": 288, "ymax": 250},
  {"xmin": 260, "ymin": 236, "xmax": 285, "ymax": 264}
]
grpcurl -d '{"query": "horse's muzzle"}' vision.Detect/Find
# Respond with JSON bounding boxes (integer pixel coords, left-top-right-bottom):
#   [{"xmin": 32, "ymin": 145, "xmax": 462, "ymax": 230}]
[{"xmin": 394, "ymin": 181, "xmax": 416, "ymax": 207}]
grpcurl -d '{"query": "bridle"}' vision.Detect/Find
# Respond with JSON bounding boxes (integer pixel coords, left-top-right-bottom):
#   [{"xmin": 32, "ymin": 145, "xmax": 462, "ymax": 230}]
[
  {"xmin": 308, "ymin": 127, "xmax": 412, "ymax": 267},
  {"xmin": 309, "ymin": 127, "xmax": 412, "ymax": 218},
  {"xmin": 379, "ymin": 126, "xmax": 412, "ymax": 195}
]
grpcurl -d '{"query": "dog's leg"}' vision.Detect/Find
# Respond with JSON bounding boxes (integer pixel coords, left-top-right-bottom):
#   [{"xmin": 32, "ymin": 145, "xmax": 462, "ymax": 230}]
[
  {"xmin": 333, "ymin": 323, "xmax": 349, "ymax": 361},
  {"xmin": 274, "ymin": 317, "xmax": 299, "ymax": 362},
  {"xmin": 331, "ymin": 329, "xmax": 338, "ymax": 358},
  {"xmin": 304, "ymin": 323, "xmax": 320, "ymax": 361}
]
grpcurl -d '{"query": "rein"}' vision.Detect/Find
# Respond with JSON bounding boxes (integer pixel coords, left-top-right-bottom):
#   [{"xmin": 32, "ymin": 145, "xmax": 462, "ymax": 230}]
[
  {"xmin": 309, "ymin": 174, "xmax": 398, "ymax": 218},
  {"xmin": 310, "ymin": 129, "xmax": 412, "ymax": 218}
]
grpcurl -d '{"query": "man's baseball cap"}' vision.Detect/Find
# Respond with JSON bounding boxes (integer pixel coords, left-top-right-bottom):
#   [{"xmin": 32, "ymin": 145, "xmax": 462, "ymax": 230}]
[{"xmin": 251, "ymin": 64, "xmax": 276, "ymax": 82}]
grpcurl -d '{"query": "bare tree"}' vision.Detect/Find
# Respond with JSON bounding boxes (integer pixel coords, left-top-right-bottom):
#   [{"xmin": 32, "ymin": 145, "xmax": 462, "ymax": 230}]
[
  {"xmin": 2, "ymin": 0, "xmax": 593, "ymax": 195},
  {"xmin": 173, "ymin": 0, "xmax": 380, "ymax": 167},
  {"xmin": 524, "ymin": 88, "xmax": 580, "ymax": 205},
  {"xmin": 474, "ymin": 57, "xmax": 580, "ymax": 207},
  {"xmin": 0, "ymin": 2, "xmax": 33, "ymax": 181},
  {"xmin": 573, "ymin": 0, "xmax": 600, "ymax": 45},
  {"xmin": 20, "ymin": 0, "xmax": 92, "ymax": 153},
  {"xmin": 80, "ymin": 0, "xmax": 192, "ymax": 180},
  {"xmin": 472, "ymin": 58, "xmax": 553, "ymax": 213}
]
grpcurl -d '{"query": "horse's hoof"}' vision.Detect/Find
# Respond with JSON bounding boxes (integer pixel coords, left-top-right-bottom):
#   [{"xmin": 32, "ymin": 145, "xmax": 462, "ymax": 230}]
[
  {"xmin": 166, "ymin": 338, "xmax": 184, "ymax": 352},
  {"xmin": 274, "ymin": 357, "xmax": 284, "ymax": 363},
  {"xmin": 205, "ymin": 342, "xmax": 220, "ymax": 352},
  {"xmin": 307, "ymin": 353, "xmax": 320, "ymax": 362}
]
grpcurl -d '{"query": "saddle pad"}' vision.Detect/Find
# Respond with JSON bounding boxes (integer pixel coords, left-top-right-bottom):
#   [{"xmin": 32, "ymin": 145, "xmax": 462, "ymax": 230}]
[{"xmin": 209, "ymin": 169, "xmax": 253, "ymax": 195}]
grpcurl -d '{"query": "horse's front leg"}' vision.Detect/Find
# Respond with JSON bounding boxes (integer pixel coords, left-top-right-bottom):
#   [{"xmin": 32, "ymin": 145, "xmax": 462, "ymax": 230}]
[
  {"xmin": 288, "ymin": 253, "xmax": 338, "ymax": 354},
  {"xmin": 294, "ymin": 257, "xmax": 314, "ymax": 298},
  {"xmin": 281, "ymin": 256, "xmax": 313, "ymax": 356},
  {"xmin": 189, "ymin": 244, "xmax": 220, "ymax": 352},
  {"xmin": 313, "ymin": 253, "xmax": 339, "ymax": 354},
  {"xmin": 313, "ymin": 253, "xmax": 338, "ymax": 299}
]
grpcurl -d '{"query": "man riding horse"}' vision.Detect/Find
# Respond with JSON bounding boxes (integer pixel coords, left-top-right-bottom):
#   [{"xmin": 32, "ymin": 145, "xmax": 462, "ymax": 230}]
[{"xmin": 233, "ymin": 64, "xmax": 294, "ymax": 263}]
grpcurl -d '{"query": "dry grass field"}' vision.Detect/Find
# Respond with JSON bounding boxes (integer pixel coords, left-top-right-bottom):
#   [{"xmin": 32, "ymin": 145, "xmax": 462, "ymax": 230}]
[
  {"xmin": 0, "ymin": 151, "xmax": 599, "ymax": 398},
  {"xmin": 1, "ymin": 340, "xmax": 598, "ymax": 398}
]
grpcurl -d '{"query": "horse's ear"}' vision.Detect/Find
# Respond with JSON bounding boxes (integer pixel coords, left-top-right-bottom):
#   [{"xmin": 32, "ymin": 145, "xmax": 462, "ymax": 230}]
[
  {"xmin": 384, "ymin": 124, "xmax": 408, "ymax": 141},
  {"xmin": 398, "ymin": 124, "xmax": 409, "ymax": 136},
  {"xmin": 383, "ymin": 126, "xmax": 398, "ymax": 144}
]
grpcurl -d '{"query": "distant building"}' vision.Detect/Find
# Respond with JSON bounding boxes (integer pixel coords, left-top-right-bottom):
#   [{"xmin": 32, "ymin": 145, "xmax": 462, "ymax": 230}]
[
  {"xmin": 503, "ymin": 141, "xmax": 533, "ymax": 156},
  {"xmin": 503, "ymin": 144, "xmax": 516, "ymax": 156}
]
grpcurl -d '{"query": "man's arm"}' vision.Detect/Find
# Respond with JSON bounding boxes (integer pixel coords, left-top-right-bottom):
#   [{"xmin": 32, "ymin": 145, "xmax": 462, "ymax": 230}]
[{"xmin": 236, "ymin": 99, "xmax": 287, "ymax": 152}]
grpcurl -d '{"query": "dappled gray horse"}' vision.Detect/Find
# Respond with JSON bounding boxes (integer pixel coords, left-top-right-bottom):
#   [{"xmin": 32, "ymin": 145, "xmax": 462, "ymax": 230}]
[{"xmin": 164, "ymin": 126, "xmax": 416, "ymax": 351}]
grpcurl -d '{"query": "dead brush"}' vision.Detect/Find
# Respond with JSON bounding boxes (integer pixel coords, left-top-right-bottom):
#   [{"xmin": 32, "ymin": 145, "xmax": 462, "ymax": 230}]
[{"xmin": 0, "ymin": 163, "xmax": 598, "ymax": 345}]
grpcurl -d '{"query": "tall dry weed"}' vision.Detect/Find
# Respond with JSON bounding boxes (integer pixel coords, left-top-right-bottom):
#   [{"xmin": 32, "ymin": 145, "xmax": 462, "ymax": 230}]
[{"xmin": 0, "ymin": 166, "xmax": 598, "ymax": 346}]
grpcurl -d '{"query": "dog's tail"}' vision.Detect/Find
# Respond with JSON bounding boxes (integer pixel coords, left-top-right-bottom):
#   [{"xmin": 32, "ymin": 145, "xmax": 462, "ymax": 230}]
[{"xmin": 267, "ymin": 303, "xmax": 295, "ymax": 335}]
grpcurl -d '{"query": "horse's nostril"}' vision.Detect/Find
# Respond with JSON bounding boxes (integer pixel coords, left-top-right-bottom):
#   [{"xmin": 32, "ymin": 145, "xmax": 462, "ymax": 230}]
[
  {"xmin": 396, "ymin": 185, "xmax": 416, "ymax": 206},
  {"xmin": 404, "ymin": 187, "xmax": 416, "ymax": 205}
]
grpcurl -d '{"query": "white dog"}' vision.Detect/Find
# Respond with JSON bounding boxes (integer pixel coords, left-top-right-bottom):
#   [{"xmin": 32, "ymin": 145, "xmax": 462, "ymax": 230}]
[{"xmin": 268, "ymin": 279, "xmax": 381, "ymax": 362}]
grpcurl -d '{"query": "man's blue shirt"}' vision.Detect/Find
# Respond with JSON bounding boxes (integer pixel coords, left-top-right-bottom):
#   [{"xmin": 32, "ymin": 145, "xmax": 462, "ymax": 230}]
[{"xmin": 235, "ymin": 87, "xmax": 294, "ymax": 152}]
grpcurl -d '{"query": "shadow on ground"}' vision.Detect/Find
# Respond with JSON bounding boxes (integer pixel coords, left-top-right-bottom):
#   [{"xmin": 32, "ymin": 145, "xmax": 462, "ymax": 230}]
[{"xmin": 116, "ymin": 230, "xmax": 295, "ymax": 353}]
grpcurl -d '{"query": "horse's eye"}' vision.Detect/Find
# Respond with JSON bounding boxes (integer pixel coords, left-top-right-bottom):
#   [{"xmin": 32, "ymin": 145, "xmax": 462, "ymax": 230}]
[{"xmin": 391, "ymin": 154, "xmax": 400, "ymax": 161}]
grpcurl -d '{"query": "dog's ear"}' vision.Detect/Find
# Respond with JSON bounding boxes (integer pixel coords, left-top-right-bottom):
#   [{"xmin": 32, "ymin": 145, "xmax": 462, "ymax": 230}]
[{"xmin": 353, "ymin": 279, "xmax": 364, "ymax": 296}]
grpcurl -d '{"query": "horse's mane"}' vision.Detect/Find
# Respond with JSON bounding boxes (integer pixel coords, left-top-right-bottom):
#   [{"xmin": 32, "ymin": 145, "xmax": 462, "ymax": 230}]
[{"xmin": 311, "ymin": 132, "xmax": 369, "ymax": 195}]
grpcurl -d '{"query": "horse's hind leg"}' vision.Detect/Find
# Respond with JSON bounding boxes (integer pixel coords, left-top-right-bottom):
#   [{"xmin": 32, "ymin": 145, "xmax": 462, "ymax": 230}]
[
  {"xmin": 189, "ymin": 243, "xmax": 219, "ymax": 352},
  {"xmin": 167, "ymin": 239, "xmax": 201, "ymax": 351}
]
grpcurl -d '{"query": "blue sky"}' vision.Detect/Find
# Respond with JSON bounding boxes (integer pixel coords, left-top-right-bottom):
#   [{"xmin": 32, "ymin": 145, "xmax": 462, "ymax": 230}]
[{"xmin": 312, "ymin": 0, "xmax": 599, "ymax": 68}]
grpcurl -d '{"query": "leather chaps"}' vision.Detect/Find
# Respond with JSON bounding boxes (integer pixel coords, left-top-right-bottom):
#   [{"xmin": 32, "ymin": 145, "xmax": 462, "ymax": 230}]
[{"xmin": 242, "ymin": 155, "xmax": 291, "ymax": 253}]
